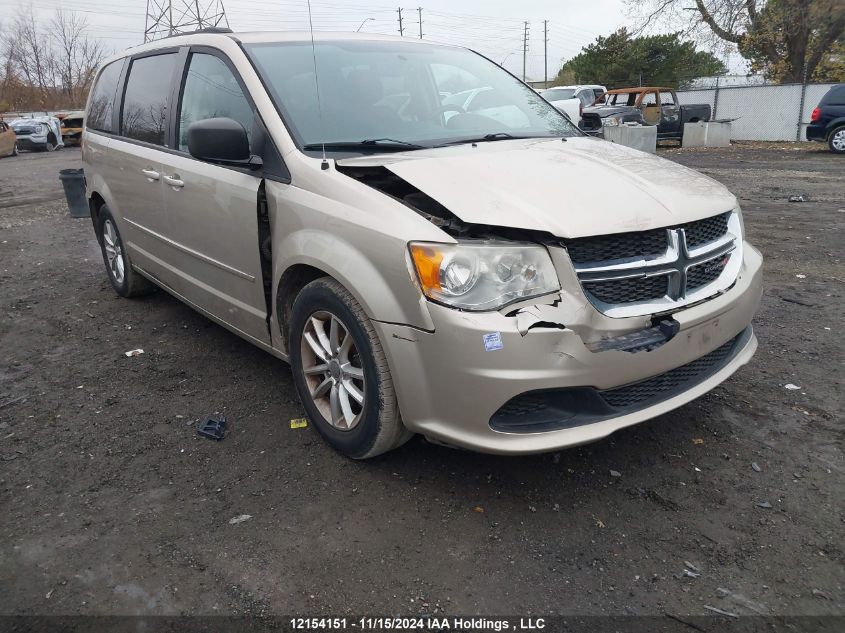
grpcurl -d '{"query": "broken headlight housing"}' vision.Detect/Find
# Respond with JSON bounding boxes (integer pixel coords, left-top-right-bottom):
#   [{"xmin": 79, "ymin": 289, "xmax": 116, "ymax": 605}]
[{"xmin": 409, "ymin": 241, "xmax": 560, "ymax": 311}]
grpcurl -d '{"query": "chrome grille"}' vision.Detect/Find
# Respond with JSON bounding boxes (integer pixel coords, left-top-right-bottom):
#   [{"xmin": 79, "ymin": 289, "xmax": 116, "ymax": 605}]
[
  {"xmin": 600, "ymin": 334, "xmax": 738, "ymax": 409},
  {"xmin": 562, "ymin": 211, "xmax": 741, "ymax": 318}
]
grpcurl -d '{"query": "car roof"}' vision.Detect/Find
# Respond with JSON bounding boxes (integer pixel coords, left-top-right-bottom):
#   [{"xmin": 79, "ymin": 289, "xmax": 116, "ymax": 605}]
[{"xmin": 105, "ymin": 30, "xmax": 460, "ymax": 65}]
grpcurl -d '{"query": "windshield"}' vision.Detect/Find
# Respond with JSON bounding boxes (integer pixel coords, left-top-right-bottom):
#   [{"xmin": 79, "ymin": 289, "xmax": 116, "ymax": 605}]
[
  {"xmin": 542, "ymin": 88, "xmax": 576, "ymax": 101},
  {"xmin": 245, "ymin": 40, "xmax": 578, "ymax": 152}
]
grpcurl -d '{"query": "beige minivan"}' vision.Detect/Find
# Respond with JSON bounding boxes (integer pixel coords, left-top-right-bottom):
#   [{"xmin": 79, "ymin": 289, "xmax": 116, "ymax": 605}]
[{"xmin": 83, "ymin": 30, "xmax": 762, "ymax": 458}]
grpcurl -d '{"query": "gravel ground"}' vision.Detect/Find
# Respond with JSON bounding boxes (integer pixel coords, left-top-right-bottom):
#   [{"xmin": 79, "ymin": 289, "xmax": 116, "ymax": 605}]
[{"xmin": 0, "ymin": 144, "xmax": 842, "ymax": 621}]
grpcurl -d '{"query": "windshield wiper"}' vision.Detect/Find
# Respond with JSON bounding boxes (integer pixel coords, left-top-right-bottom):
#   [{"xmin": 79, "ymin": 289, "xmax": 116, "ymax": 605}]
[
  {"xmin": 303, "ymin": 138, "xmax": 427, "ymax": 152},
  {"xmin": 435, "ymin": 132, "xmax": 546, "ymax": 147}
]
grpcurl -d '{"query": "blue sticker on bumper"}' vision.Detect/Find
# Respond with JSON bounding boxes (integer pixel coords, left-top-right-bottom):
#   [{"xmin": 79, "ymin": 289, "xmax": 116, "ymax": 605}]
[{"xmin": 483, "ymin": 332, "xmax": 503, "ymax": 351}]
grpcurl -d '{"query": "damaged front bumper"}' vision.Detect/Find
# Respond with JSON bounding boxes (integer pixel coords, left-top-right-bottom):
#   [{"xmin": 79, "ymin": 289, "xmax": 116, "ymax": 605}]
[{"xmin": 374, "ymin": 243, "xmax": 762, "ymax": 454}]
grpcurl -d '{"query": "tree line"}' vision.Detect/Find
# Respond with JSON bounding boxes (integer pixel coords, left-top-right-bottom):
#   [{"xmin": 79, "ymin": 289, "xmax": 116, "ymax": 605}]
[
  {"xmin": 1, "ymin": 7, "xmax": 106, "ymax": 112},
  {"xmin": 556, "ymin": 0, "xmax": 844, "ymax": 88}
]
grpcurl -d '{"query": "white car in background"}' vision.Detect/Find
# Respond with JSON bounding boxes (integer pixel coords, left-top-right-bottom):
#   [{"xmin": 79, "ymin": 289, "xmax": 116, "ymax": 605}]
[
  {"xmin": 541, "ymin": 85, "xmax": 606, "ymax": 123},
  {"xmin": 9, "ymin": 116, "xmax": 64, "ymax": 152}
]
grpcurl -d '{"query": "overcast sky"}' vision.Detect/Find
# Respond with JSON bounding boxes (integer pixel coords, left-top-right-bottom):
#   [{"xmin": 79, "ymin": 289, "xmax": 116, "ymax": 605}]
[{"xmin": 18, "ymin": 0, "xmax": 737, "ymax": 80}]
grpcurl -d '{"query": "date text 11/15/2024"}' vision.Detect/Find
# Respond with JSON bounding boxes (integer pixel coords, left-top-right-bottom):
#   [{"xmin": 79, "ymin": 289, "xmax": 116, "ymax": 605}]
[{"xmin": 290, "ymin": 618, "xmax": 547, "ymax": 631}]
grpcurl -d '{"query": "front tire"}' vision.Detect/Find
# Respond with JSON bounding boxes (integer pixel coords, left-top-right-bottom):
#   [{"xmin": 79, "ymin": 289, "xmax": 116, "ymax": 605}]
[
  {"xmin": 828, "ymin": 125, "xmax": 845, "ymax": 154},
  {"xmin": 289, "ymin": 278, "xmax": 411, "ymax": 459},
  {"xmin": 97, "ymin": 206, "xmax": 154, "ymax": 297}
]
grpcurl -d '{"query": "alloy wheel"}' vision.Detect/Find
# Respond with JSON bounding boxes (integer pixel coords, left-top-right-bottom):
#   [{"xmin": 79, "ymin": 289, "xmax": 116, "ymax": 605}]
[
  {"xmin": 102, "ymin": 219, "xmax": 125, "ymax": 285},
  {"xmin": 300, "ymin": 311, "xmax": 366, "ymax": 430}
]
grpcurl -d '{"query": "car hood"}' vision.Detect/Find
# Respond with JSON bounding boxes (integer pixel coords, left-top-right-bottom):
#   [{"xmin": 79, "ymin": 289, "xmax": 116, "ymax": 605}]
[{"xmin": 336, "ymin": 137, "xmax": 736, "ymax": 238}]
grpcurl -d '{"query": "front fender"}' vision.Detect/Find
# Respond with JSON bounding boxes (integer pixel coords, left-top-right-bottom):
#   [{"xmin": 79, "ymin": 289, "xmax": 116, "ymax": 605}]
[
  {"xmin": 273, "ymin": 228, "xmax": 433, "ymax": 325},
  {"xmin": 265, "ymin": 177, "xmax": 441, "ymax": 348}
]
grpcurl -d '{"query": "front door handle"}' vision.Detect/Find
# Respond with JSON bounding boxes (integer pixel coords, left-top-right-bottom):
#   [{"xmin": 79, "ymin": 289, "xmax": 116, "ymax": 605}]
[
  {"xmin": 163, "ymin": 175, "xmax": 184, "ymax": 189},
  {"xmin": 141, "ymin": 168, "xmax": 160, "ymax": 181}
]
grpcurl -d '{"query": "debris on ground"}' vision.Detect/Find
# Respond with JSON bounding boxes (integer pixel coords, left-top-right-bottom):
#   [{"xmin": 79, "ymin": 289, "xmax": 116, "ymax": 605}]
[
  {"xmin": 780, "ymin": 295, "xmax": 815, "ymax": 307},
  {"xmin": 473, "ymin": 506, "xmax": 484, "ymax": 513},
  {"xmin": 197, "ymin": 416, "xmax": 227, "ymax": 441},
  {"xmin": 787, "ymin": 195, "xmax": 806, "ymax": 202},
  {"xmin": 784, "ymin": 383, "xmax": 801, "ymax": 390},
  {"xmin": 290, "ymin": 418, "xmax": 308, "ymax": 429},
  {"xmin": 716, "ymin": 588, "xmax": 769, "ymax": 614},
  {"xmin": 812, "ymin": 589, "xmax": 831, "ymax": 600},
  {"xmin": 123, "ymin": 349, "xmax": 144, "ymax": 357},
  {"xmin": 692, "ymin": 438, "xmax": 705, "ymax": 445},
  {"xmin": 752, "ymin": 462, "xmax": 762, "ymax": 472},
  {"xmin": 795, "ymin": 274, "xmax": 806, "ymax": 279},
  {"xmin": 228, "ymin": 514, "xmax": 252, "ymax": 525},
  {"xmin": 703, "ymin": 605, "xmax": 738, "ymax": 618},
  {"xmin": 755, "ymin": 501, "xmax": 773, "ymax": 509},
  {"xmin": 610, "ymin": 469, "xmax": 622, "ymax": 478},
  {"xmin": 684, "ymin": 561, "xmax": 701, "ymax": 573}
]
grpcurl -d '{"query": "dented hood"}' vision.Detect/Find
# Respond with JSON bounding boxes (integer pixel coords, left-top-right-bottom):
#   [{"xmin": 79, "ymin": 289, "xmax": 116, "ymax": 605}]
[{"xmin": 336, "ymin": 137, "xmax": 737, "ymax": 238}]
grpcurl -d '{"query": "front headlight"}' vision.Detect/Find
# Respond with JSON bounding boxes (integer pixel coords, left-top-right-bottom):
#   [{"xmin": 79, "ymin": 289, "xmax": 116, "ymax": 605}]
[
  {"xmin": 602, "ymin": 116, "xmax": 621, "ymax": 127},
  {"xmin": 409, "ymin": 241, "xmax": 560, "ymax": 311}
]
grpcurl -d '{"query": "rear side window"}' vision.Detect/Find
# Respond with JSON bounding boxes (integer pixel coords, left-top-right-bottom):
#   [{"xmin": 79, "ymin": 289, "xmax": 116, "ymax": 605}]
[
  {"xmin": 121, "ymin": 53, "xmax": 178, "ymax": 145},
  {"xmin": 87, "ymin": 61, "xmax": 123, "ymax": 132},
  {"xmin": 659, "ymin": 91, "xmax": 675, "ymax": 106},
  {"xmin": 177, "ymin": 53, "xmax": 254, "ymax": 152},
  {"xmin": 821, "ymin": 85, "xmax": 845, "ymax": 105}
]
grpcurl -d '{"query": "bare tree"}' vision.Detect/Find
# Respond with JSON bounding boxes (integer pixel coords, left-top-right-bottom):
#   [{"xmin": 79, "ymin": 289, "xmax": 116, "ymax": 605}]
[
  {"xmin": 0, "ymin": 6, "xmax": 107, "ymax": 110},
  {"xmin": 51, "ymin": 8, "xmax": 105, "ymax": 105},
  {"xmin": 628, "ymin": 0, "xmax": 845, "ymax": 83}
]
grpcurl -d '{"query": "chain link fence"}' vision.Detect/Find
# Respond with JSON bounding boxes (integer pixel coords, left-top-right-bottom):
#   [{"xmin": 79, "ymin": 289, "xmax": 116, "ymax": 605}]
[{"xmin": 676, "ymin": 78, "xmax": 838, "ymax": 142}]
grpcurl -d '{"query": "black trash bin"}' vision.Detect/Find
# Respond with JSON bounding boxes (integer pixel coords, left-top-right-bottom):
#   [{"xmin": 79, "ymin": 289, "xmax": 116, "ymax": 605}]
[{"xmin": 59, "ymin": 168, "xmax": 88, "ymax": 218}]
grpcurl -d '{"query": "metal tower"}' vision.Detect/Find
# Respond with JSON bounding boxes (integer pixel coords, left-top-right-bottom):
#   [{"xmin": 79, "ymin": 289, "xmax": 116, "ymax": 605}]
[{"xmin": 144, "ymin": 0, "xmax": 230, "ymax": 43}]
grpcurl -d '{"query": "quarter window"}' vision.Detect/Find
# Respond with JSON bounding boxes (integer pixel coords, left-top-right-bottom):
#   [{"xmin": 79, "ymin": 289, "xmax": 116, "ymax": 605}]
[
  {"xmin": 121, "ymin": 53, "xmax": 178, "ymax": 145},
  {"xmin": 87, "ymin": 60, "xmax": 123, "ymax": 132},
  {"xmin": 177, "ymin": 53, "xmax": 254, "ymax": 153},
  {"xmin": 659, "ymin": 91, "xmax": 676, "ymax": 106}
]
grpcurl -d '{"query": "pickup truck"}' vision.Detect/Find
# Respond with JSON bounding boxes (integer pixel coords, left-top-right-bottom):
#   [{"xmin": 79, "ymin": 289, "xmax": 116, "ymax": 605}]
[{"xmin": 581, "ymin": 87, "xmax": 711, "ymax": 141}]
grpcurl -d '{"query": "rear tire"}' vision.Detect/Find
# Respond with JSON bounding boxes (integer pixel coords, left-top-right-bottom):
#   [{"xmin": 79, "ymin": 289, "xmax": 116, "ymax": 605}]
[
  {"xmin": 97, "ymin": 206, "xmax": 155, "ymax": 298},
  {"xmin": 289, "ymin": 277, "xmax": 412, "ymax": 459},
  {"xmin": 11, "ymin": 143, "xmax": 18, "ymax": 157},
  {"xmin": 44, "ymin": 135, "xmax": 56, "ymax": 152},
  {"xmin": 828, "ymin": 125, "xmax": 845, "ymax": 154}
]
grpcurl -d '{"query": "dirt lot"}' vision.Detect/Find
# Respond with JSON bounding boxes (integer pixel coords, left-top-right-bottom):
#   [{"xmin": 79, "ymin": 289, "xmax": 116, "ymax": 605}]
[{"xmin": 0, "ymin": 144, "xmax": 842, "ymax": 622}]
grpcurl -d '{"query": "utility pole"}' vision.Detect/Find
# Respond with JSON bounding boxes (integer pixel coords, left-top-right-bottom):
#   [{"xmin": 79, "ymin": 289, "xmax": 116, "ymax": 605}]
[
  {"xmin": 543, "ymin": 20, "xmax": 548, "ymax": 86},
  {"xmin": 417, "ymin": 7, "xmax": 423, "ymax": 39},
  {"xmin": 397, "ymin": 7, "xmax": 404, "ymax": 37},
  {"xmin": 522, "ymin": 21, "xmax": 530, "ymax": 82}
]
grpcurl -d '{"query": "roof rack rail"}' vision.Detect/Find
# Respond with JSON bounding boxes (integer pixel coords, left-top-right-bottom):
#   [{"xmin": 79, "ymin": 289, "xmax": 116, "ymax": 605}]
[{"xmin": 161, "ymin": 27, "xmax": 233, "ymax": 39}]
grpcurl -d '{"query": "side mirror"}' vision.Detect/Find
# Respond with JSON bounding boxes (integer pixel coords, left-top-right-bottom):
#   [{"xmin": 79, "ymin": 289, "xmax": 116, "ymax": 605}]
[{"xmin": 187, "ymin": 117, "xmax": 262, "ymax": 170}]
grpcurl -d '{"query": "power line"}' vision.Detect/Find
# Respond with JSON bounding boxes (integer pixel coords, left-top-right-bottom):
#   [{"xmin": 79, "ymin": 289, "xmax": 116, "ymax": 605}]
[{"xmin": 144, "ymin": 0, "xmax": 229, "ymax": 43}]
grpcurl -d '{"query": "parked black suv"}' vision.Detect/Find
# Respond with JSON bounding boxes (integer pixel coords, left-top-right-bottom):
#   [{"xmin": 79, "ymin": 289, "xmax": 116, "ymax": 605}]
[{"xmin": 807, "ymin": 84, "xmax": 845, "ymax": 153}]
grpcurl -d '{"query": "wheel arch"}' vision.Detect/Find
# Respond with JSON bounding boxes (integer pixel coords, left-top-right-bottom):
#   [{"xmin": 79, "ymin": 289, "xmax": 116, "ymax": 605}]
[{"xmin": 272, "ymin": 233, "xmax": 435, "ymax": 354}]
